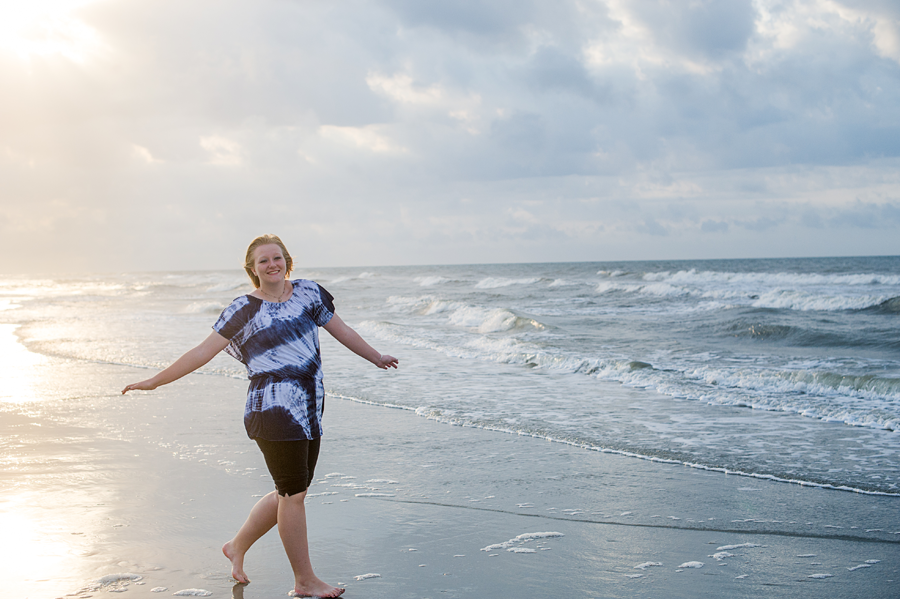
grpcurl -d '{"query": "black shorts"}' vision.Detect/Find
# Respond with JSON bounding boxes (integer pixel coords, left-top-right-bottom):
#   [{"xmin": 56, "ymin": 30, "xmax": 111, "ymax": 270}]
[{"xmin": 255, "ymin": 437, "xmax": 321, "ymax": 497}]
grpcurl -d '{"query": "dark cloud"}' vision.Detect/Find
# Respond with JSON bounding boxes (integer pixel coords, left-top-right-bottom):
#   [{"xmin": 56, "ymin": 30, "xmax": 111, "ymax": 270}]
[
  {"xmin": 701, "ymin": 219, "xmax": 729, "ymax": 233},
  {"xmin": 628, "ymin": 0, "xmax": 757, "ymax": 59}
]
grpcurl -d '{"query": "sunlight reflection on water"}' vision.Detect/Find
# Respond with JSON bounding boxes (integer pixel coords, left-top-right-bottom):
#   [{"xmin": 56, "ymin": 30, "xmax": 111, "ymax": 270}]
[{"xmin": 0, "ymin": 323, "xmax": 46, "ymax": 403}]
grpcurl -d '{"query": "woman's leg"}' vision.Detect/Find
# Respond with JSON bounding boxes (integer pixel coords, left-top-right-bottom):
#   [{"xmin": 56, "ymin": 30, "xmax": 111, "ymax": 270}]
[
  {"xmin": 277, "ymin": 491, "xmax": 344, "ymax": 597},
  {"xmin": 222, "ymin": 491, "xmax": 278, "ymax": 583}
]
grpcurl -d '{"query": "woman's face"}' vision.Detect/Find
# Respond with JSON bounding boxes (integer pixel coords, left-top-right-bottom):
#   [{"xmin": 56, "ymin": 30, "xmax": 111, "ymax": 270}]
[{"xmin": 252, "ymin": 244, "xmax": 287, "ymax": 285}]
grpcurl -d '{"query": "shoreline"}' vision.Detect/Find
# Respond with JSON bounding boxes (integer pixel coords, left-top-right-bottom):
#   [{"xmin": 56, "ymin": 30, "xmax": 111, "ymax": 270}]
[
  {"xmin": 328, "ymin": 392, "xmax": 900, "ymax": 497},
  {"xmin": 1, "ymin": 343, "xmax": 898, "ymax": 598}
]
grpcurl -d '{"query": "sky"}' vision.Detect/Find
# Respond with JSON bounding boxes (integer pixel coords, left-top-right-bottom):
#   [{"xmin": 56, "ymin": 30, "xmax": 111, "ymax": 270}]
[{"xmin": 1, "ymin": 0, "xmax": 899, "ymax": 272}]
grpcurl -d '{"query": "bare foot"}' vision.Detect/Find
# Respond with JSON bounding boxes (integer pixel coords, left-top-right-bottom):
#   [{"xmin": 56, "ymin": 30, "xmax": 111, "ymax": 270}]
[
  {"xmin": 222, "ymin": 541, "xmax": 250, "ymax": 584},
  {"xmin": 290, "ymin": 577, "xmax": 345, "ymax": 597}
]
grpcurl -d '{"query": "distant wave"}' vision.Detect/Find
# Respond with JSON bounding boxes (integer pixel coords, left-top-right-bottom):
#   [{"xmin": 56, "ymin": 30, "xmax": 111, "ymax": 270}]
[
  {"xmin": 181, "ymin": 301, "xmax": 227, "ymax": 315},
  {"xmin": 205, "ymin": 279, "xmax": 248, "ymax": 293},
  {"xmin": 415, "ymin": 276, "xmax": 450, "ymax": 287},
  {"xmin": 750, "ymin": 289, "xmax": 892, "ymax": 311},
  {"xmin": 594, "ymin": 281, "xmax": 894, "ymax": 312},
  {"xmin": 640, "ymin": 269, "xmax": 900, "ymax": 287},
  {"xmin": 329, "ymin": 272, "xmax": 377, "ymax": 284},
  {"xmin": 475, "ymin": 277, "xmax": 542, "ymax": 289}
]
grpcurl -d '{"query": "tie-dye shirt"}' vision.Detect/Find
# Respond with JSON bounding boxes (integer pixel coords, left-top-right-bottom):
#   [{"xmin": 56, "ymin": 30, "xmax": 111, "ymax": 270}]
[{"xmin": 213, "ymin": 279, "xmax": 335, "ymax": 441}]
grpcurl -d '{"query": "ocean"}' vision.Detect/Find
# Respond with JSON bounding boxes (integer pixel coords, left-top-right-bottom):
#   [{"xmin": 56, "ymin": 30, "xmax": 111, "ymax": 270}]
[{"xmin": 2, "ymin": 255, "xmax": 898, "ymax": 496}]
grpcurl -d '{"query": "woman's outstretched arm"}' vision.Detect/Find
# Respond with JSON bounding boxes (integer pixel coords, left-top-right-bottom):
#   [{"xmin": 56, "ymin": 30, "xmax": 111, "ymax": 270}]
[
  {"xmin": 322, "ymin": 314, "xmax": 398, "ymax": 369},
  {"xmin": 121, "ymin": 331, "xmax": 231, "ymax": 393}
]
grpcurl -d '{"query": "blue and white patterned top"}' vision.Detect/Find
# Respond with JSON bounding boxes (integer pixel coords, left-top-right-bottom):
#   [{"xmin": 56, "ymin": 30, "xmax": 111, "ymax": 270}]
[{"xmin": 213, "ymin": 279, "xmax": 335, "ymax": 441}]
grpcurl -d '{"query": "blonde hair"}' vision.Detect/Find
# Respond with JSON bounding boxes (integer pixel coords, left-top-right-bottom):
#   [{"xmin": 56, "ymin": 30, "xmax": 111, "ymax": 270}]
[{"xmin": 244, "ymin": 234, "xmax": 293, "ymax": 288}]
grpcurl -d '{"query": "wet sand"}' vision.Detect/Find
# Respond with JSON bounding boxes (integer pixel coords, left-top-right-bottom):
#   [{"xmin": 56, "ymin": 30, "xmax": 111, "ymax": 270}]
[{"xmin": 1, "ymin": 346, "xmax": 898, "ymax": 598}]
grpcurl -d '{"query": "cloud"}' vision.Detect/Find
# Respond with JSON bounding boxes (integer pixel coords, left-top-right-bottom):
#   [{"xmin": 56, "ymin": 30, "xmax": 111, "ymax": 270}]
[
  {"xmin": 0, "ymin": 0, "xmax": 898, "ymax": 272},
  {"xmin": 200, "ymin": 136, "xmax": 243, "ymax": 166}
]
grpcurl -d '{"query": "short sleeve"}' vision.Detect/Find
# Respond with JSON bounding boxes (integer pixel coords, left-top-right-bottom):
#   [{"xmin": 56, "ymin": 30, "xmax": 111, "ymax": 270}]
[
  {"xmin": 213, "ymin": 296, "xmax": 252, "ymax": 340},
  {"xmin": 313, "ymin": 283, "xmax": 335, "ymax": 327}
]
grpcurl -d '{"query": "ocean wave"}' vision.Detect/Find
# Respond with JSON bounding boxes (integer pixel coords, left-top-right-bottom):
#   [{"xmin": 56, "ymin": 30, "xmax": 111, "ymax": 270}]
[
  {"xmin": 205, "ymin": 279, "xmax": 248, "ymax": 293},
  {"xmin": 595, "ymin": 280, "xmax": 892, "ymax": 311},
  {"xmin": 725, "ymin": 319, "xmax": 900, "ymax": 350},
  {"xmin": 181, "ymin": 301, "xmax": 227, "ymax": 315},
  {"xmin": 415, "ymin": 276, "xmax": 450, "ymax": 287},
  {"xmin": 329, "ymin": 272, "xmax": 377, "ymax": 284},
  {"xmin": 385, "ymin": 296, "xmax": 546, "ymax": 333},
  {"xmin": 749, "ymin": 289, "xmax": 890, "ymax": 311},
  {"xmin": 356, "ymin": 321, "xmax": 900, "ymax": 431},
  {"xmin": 475, "ymin": 277, "xmax": 541, "ymax": 289},
  {"xmin": 642, "ymin": 269, "xmax": 900, "ymax": 287},
  {"xmin": 549, "ymin": 279, "xmax": 575, "ymax": 287},
  {"xmin": 866, "ymin": 296, "xmax": 900, "ymax": 314}
]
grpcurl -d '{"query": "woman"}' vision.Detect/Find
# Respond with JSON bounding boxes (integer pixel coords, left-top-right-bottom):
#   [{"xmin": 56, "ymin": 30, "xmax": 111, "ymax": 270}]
[{"xmin": 122, "ymin": 234, "xmax": 397, "ymax": 598}]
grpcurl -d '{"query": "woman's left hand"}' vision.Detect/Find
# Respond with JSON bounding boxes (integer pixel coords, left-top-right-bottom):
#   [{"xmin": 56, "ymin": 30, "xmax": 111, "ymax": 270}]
[{"xmin": 376, "ymin": 354, "xmax": 399, "ymax": 369}]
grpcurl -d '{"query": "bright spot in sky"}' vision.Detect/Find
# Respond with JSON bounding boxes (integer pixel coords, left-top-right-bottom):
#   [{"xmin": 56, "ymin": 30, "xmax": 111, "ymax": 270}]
[{"xmin": 0, "ymin": 0, "xmax": 107, "ymax": 62}]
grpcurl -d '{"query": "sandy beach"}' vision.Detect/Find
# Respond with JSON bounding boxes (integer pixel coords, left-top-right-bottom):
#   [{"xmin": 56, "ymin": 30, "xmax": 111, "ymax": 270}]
[{"xmin": 1, "ymin": 332, "xmax": 897, "ymax": 599}]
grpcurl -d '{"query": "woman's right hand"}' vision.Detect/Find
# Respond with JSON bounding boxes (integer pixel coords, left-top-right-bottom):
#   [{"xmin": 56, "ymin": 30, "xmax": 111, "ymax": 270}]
[{"xmin": 122, "ymin": 379, "xmax": 158, "ymax": 394}]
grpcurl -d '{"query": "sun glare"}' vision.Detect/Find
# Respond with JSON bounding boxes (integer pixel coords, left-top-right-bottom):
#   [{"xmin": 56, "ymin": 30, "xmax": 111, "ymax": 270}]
[
  {"xmin": 0, "ymin": 0, "xmax": 108, "ymax": 63},
  {"xmin": 0, "ymin": 324, "xmax": 46, "ymax": 403}
]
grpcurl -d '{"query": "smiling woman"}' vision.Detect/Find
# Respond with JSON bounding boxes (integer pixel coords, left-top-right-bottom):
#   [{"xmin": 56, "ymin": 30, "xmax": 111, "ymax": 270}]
[{"xmin": 0, "ymin": 0, "xmax": 108, "ymax": 62}]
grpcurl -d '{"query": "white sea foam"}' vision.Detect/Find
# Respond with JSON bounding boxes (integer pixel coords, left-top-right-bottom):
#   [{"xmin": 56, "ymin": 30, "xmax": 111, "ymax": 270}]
[
  {"xmin": 515, "ymin": 532, "xmax": 564, "ymax": 541},
  {"xmin": 475, "ymin": 277, "xmax": 541, "ymax": 289},
  {"xmin": 173, "ymin": 590, "xmax": 213, "ymax": 596},
  {"xmin": 354, "ymin": 573, "xmax": 381, "ymax": 580},
  {"xmin": 415, "ymin": 276, "xmax": 449, "ymax": 287},
  {"xmin": 96, "ymin": 574, "xmax": 143, "ymax": 585},
  {"xmin": 481, "ymin": 531, "xmax": 563, "ymax": 552},
  {"xmin": 808, "ymin": 573, "xmax": 834, "ymax": 579},
  {"xmin": 848, "ymin": 564, "xmax": 872, "ymax": 571},
  {"xmin": 678, "ymin": 561, "xmax": 704, "ymax": 568},
  {"xmin": 716, "ymin": 543, "xmax": 762, "ymax": 551},
  {"xmin": 634, "ymin": 561, "xmax": 663, "ymax": 569},
  {"xmin": 710, "ymin": 551, "xmax": 734, "ymax": 560}
]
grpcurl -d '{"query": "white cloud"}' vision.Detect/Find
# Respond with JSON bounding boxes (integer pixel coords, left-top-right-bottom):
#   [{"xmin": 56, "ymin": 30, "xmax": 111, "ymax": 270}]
[
  {"xmin": 318, "ymin": 125, "xmax": 408, "ymax": 154},
  {"xmin": 132, "ymin": 144, "xmax": 162, "ymax": 164},
  {"xmin": 199, "ymin": 136, "xmax": 243, "ymax": 166},
  {"xmin": 366, "ymin": 72, "xmax": 444, "ymax": 105}
]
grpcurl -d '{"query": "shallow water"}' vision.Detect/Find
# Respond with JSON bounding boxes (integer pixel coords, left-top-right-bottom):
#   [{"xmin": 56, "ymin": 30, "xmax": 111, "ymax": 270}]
[{"xmin": 1, "ymin": 256, "xmax": 899, "ymax": 493}]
